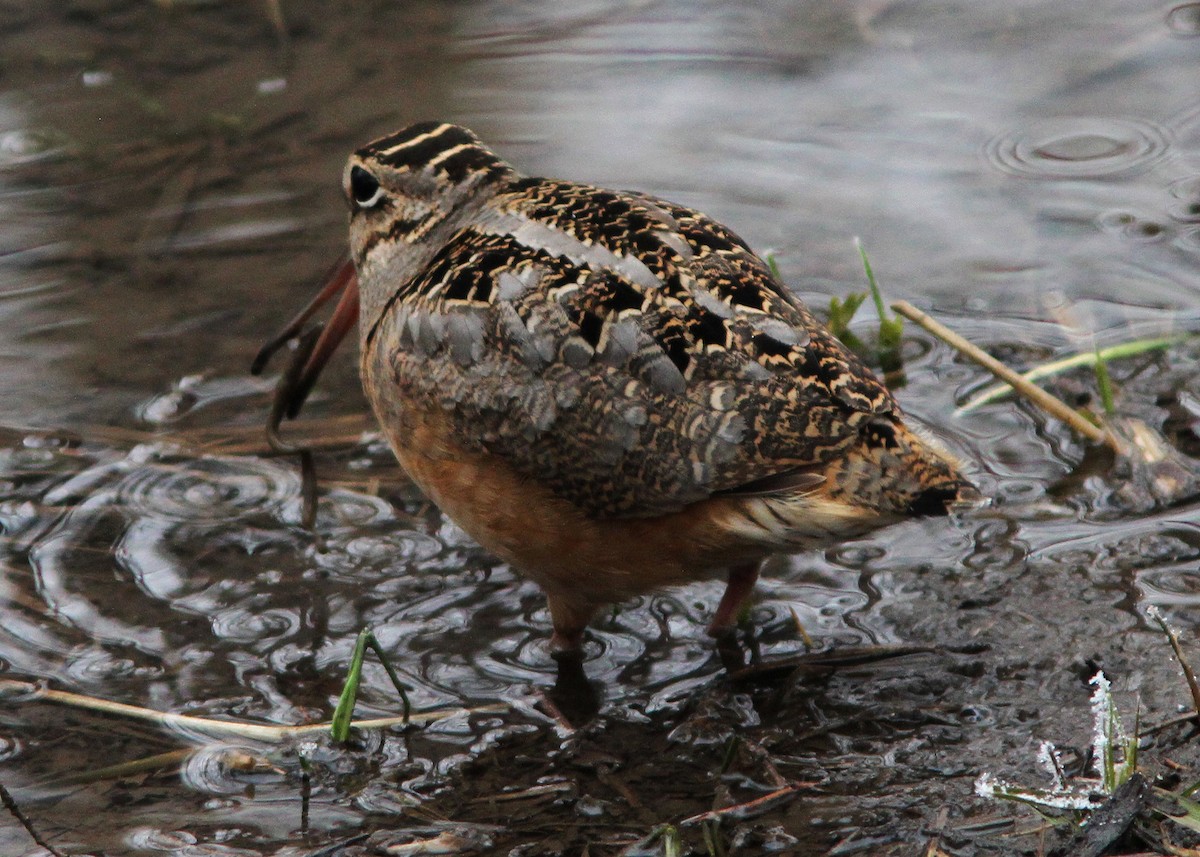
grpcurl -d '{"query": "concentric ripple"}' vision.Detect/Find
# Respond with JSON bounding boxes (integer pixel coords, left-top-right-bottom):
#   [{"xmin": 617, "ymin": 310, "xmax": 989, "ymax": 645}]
[
  {"xmin": 179, "ymin": 744, "xmax": 286, "ymax": 796},
  {"xmin": 1167, "ymin": 3, "xmax": 1200, "ymax": 36},
  {"xmin": 1138, "ymin": 565, "xmax": 1200, "ymax": 610},
  {"xmin": 0, "ymin": 733, "xmax": 22, "ymax": 762},
  {"xmin": 125, "ymin": 828, "xmax": 199, "ymax": 852},
  {"xmin": 986, "ymin": 117, "xmax": 1170, "ymax": 179},
  {"xmin": 1168, "ymin": 176, "xmax": 1200, "ymax": 222},
  {"xmin": 1097, "ymin": 210, "xmax": 1172, "ymax": 242},
  {"xmin": 0, "ymin": 128, "xmax": 68, "ymax": 166},
  {"xmin": 114, "ymin": 455, "xmax": 299, "ymax": 522}
]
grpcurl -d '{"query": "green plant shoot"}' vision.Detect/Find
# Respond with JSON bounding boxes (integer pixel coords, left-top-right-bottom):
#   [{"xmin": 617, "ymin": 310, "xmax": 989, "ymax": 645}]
[
  {"xmin": 1092, "ymin": 343, "xmax": 1115, "ymax": 416},
  {"xmin": 330, "ymin": 628, "xmax": 412, "ymax": 742},
  {"xmin": 827, "ymin": 292, "xmax": 868, "ymax": 353},
  {"xmin": 855, "ymin": 237, "xmax": 904, "ymax": 376}
]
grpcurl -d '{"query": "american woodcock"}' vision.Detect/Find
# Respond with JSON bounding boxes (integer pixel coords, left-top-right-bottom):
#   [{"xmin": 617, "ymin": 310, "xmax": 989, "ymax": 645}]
[{"xmin": 260, "ymin": 121, "xmax": 976, "ymax": 656}]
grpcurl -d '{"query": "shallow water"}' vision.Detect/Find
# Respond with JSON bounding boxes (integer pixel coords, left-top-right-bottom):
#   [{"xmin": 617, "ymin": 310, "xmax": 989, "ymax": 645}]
[{"xmin": 1, "ymin": 2, "xmax": 1200, "ymax": 855}]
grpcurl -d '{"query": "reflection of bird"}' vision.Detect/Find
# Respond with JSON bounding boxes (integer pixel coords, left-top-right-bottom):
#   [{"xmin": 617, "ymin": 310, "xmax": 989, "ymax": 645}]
[{"xmin": 279, "ymin": 121, "xmax": 975, "ymax": 656}]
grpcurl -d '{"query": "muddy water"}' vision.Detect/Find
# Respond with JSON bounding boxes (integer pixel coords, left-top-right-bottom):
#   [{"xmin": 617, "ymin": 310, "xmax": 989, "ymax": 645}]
[{"xmin": 1, "ymin": 2, "xmax": 1200, "ymax": 855}]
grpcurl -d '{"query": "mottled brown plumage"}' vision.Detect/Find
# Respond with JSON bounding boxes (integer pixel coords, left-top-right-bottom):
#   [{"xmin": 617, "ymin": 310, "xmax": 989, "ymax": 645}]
[{"xmin": 277, "ymin": 121, "xmax": 975, "ymax": 655}]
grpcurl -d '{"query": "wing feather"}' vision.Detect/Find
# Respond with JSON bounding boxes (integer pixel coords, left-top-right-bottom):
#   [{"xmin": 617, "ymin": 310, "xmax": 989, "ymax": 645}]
[{"xmin": 368, "ymin": 178, "xmax": 896, "ymax": 518}]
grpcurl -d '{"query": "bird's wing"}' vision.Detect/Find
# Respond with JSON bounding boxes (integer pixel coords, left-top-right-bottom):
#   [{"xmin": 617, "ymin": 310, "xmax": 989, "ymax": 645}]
[{"xmin": 366, "ymin": 177, "xmax": 896, "ymax": 518}]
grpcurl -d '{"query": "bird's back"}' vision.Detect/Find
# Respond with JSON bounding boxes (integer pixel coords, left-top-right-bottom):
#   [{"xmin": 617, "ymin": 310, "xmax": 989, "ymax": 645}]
[{"xmin": 348, "ymin": 123, "xmax": 969, "ymax": 551}]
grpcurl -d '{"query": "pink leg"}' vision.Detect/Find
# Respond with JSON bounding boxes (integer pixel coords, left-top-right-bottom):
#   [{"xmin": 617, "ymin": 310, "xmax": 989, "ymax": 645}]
[
  {"xmin": 706, "ymin": 562, "xmax": 760, "ymax": 637},
  {"xmin": 546, "ymin": 593, "xmax": 594, "ymax": 659}
]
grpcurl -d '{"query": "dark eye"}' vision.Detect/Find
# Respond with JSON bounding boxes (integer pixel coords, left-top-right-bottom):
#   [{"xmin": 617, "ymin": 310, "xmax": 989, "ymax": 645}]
[{"xmin": 350, "ymin": 165, "xmax": 383, "ymax": 208}]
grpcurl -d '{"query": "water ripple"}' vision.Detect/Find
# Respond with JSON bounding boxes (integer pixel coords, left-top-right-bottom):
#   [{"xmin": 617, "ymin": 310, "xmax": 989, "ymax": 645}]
[
  {"xmin": 210, "ymin": 607, "xmax": 299, "ymax": 643},
  {"xmin": 0, "ymin": 128, "xmax": 68, "ymax": 167},
  {"xmin": 985, "ymin": 117, "xmax": 1170, "ymax": 179},
  {"xmin": 114, "ymin": 456, "xmax": 298, "ymax": 523},
  {"xmin": 1169, "ymin": 177, "xmax": 1200, "ymax": 223},
  {"xmin": 1138, "ymin": 565, "xmax": 1200, "ymax": 609},
  {"xmin": 1167, "ymin": 3, "xmax": 1200, "ymax": 36},
  {"xmin": 1177, "ymin": 227, "xmax": 1200, "ymax": 254},
  {"xmin": 1097, "ymin": 210, "xmax": 1172, "ymax": 242},
  {"xmin": 63, "ymin": 644, "xmax": 166, "ymax": 683},
  {"xmin": 0, "ymin": 733, "xmax": 22, "ymax": 762},
  {"xmin": 125, "ymin": 827, "xmax": 198, "ymax": 852},
  {"xmin": 179, "ymin": 744, "xmax": 285, "ymax": 796}
]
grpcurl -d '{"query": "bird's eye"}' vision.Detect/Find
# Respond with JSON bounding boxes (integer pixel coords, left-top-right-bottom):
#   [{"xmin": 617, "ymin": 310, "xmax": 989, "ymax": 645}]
[{"xmin": 350, "ymin": 166, "xmax": 383, "ymax": 208}]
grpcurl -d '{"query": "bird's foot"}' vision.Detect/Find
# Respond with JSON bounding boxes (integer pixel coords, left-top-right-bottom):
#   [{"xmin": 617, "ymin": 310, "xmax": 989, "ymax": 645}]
[{"xmin": 705, "ymin": 561, "xmax": 761, "ymax": 637}]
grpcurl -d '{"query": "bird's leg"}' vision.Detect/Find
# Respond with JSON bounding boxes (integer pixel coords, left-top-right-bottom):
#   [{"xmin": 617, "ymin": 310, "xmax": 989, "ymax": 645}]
[
  {"xmin": 546, "ymin": 593, "xmax": 595, "ymax": 659},
  {"xmin": 706, "ymin": 561, "xmax": 761, "ymax": 637}
]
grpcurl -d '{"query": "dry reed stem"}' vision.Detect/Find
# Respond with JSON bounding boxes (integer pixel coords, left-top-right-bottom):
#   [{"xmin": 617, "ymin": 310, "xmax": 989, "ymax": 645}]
[
  {"xmin": 0, "ymin": 679, "xmax": 504, "ymax": 743},
  {"xmin": 891, "ymin": 301, "xmax": 1123, "ymax": 454}
]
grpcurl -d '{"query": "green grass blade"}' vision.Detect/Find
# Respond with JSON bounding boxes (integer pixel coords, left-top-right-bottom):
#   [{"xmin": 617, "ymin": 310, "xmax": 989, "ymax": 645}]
[
  {"xmin": 828, "ymin": 293, "xmax": 868, "ymax": 350},
  {"xmin": 1158, "ymin": 792, "xmax": 1200, "ymax": 833},
  {"xmin": 329, "ymin": 629, "xmax": 412, "ymax": 742},
  {"xmin": 957, "ymin": 334, "xmax": 1188, "ymax": 413},
  {"xmin": 330, "ymin": 628, "xmax": 371, "ymax": 742},
  {"xmin": 856, "ymin": 238, "xmax": 887, "ymax": 327},
  {"xmin": 364, "ymin": 632, "xmax": 412, "ymax": 724},
  {"xmin": 854, "ymin": 238, "xmax": 904, "ymax": 376},
  {"xmin": 663, "ymin": 825, "xmax": 682, "ymax": 857},
  {"xmin": 765, "ymin": 252, "xmax": 783, "ymax": 282},
  {"xmin": 1093, "ymin": 344, "xmax": 1116, "ymax": 416}
]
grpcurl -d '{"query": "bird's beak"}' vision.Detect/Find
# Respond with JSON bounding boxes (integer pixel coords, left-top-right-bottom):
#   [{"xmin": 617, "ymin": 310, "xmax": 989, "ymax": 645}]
[{"xmin": 251, "ymin": 254, "xmax": 359, "ymax": 445}]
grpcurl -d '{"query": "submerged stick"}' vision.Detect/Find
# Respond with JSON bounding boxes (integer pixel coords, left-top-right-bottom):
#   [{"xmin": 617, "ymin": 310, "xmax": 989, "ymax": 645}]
[
  {"xmin": 0, "ymin": 781, "xmax": 66, "ymax": 857},
  {"xmin": 0, "ymin": 680, "xmax": 503, "ymax": 744},
  {"xmin": 38, "ymin": 748, "xmax": 191, "ymax": 788},
  {"xmin": 891, "ymin": 301, "xmax": 1122, "ymax": 454},
  {"xmin": 679, "ymin": 782, "xmax": 811, "ymax": 826}
]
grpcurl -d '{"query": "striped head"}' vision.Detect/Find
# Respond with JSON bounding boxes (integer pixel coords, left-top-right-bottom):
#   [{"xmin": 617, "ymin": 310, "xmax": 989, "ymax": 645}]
[{"xmin": 343, "ymin": 122, "xmax": 515, "ymax": 326}]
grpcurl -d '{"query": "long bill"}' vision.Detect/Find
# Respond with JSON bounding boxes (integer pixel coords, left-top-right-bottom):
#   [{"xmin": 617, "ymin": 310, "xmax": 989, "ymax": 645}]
[{"xmin": 251, "ymin": 254, "xmax": 360, "ymax": 447}]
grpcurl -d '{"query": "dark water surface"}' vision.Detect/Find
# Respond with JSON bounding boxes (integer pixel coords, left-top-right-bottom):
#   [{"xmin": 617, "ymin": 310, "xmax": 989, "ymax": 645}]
[{"xmin": 2, "ymin": 2, "xmax": 1200, "ymax": 855}]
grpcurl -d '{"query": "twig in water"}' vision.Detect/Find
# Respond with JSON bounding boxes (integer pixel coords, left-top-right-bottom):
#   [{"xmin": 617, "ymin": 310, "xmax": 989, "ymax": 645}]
[
  {"xmin": 1148, "ymin": 607, "xmax": 1200, "ymax": 722},
  {"xmin": 1, "ymin": 781, "xmax": 66, "ymax": 857},
  {"xmin": 1140, "ymin": 710, "xmax": 1200, "ymax": 737},
  {"xmin": 299, "ymin": 751, "xmax": 312, "ymax": 835},
  {"xmin": 467, "ymin": 782, "xmax": 574, "ymax": 804},
  {"xmin": 891, "ymin": 301, "xmax": 1122, "ymax": 454},
  {"xmin": 264, "ymin": 0, "xmax": 287, "ymax": 43},
  {"xmin": 299, "ymin": 447, "xmax": 318, "ymax": 530},
  {"xmin": 788, "ymin": 606, "xmax": 814, "ymax": 651},
  {"xmin": 923, "ymin": 807, "xmax": 951, "ymax": 857},
  {"xmin": 36, "ymin": 748, "xmax": 190, "ymax": 788},
  {"xmin": 680, "ymin": 782, "xmax": 810, "ymax": 826},
  {"xmin": 0, "ymin": 679, "xmax": 501, "ymax": 744}
]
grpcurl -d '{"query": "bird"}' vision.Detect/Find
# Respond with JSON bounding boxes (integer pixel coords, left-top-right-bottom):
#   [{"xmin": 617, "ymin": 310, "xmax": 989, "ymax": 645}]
[{"xmin": 258, "ymin": 121, "xmax": 976, "ymax": 658}]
